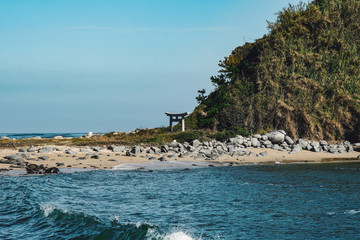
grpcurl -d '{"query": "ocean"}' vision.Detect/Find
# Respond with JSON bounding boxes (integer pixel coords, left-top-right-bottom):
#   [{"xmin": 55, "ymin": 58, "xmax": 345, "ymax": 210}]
[
  {"xmin": 1, "ymin": 163, "xmax": 360, "ymax": 239},
  {"xmin": 0, "ymin": 133, "xmax": 87, "ymax": 139}
]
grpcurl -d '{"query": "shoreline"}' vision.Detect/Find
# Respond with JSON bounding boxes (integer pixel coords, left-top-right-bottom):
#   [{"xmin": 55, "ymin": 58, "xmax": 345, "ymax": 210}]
[{"xmin": 0, "ymin": 145, "xmax": 359, "ymax": 176}]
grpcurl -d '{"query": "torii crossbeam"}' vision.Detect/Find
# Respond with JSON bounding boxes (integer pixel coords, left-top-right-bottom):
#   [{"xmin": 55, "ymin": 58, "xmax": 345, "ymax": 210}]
[{"xmin": 165, "ymin": 112, "xmax": 189, "ymax": 132}]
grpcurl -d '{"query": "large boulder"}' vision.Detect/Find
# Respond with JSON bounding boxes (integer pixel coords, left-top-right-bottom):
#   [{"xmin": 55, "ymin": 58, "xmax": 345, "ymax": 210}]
[{"xmin": 267, "ymin": 131, "xmax": 285, "ymax": 144}]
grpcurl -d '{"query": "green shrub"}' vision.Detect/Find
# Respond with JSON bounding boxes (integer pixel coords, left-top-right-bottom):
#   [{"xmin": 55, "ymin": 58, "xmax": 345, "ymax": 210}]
[{"xmin": 173, "ymin": 131, "xmax": 201, "ymax": 143}]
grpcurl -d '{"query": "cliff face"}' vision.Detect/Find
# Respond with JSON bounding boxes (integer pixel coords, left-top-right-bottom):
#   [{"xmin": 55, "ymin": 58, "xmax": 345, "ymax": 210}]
[{"xmin": 188, "ymin": 0, "xmax": 360, "ymax": 141}]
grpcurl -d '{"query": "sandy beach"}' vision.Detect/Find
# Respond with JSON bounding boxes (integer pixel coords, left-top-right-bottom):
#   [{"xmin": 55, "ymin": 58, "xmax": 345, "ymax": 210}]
[{"xmin": 0, "ymin": 145, "xmax": 359, "ymax": 174}]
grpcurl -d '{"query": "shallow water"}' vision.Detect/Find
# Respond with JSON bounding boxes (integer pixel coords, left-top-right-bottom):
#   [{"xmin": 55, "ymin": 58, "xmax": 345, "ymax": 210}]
[{"xmin": 1, "ymin": 163, "xmax": 360, "ymax": 239}]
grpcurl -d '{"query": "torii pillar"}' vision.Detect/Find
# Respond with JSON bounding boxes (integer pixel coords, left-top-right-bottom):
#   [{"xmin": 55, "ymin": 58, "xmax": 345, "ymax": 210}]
[{"xmin": 165, "ymin": 112, "xmax": 189, "ymax": 132}]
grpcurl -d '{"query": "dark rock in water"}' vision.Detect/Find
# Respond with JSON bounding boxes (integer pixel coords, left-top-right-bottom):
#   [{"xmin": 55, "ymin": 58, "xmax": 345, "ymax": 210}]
[
  {"xmin": 44, "ymin": 167, "xmax": 60, "ymax": 174},
  {"xmin": 0, "ymin": 169, "xmax": 9, "ymax": 172},
  {"xmin": 158, "ymin": 157, "xmax": 167, "ymax": 161},
  {"xmin": 26, "ymin": 163, "xmax": 46, "ymax": 174}
]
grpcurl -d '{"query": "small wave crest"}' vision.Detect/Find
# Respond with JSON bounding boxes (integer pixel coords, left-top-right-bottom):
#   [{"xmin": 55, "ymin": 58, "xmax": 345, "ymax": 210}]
[
  {"xmin": 39, "ymin": 204, "xmax": 196, "ymax": 239},
  {"xmin": 344, "ymin": 209, "xmax": 360, "ymax": 215}
]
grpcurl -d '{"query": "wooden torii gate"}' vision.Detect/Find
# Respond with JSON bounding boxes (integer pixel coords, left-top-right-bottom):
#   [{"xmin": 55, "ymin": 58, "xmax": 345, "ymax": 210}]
[{"xmin": 165, "ymin": 112, "xmax": 189, "ymax": 132}]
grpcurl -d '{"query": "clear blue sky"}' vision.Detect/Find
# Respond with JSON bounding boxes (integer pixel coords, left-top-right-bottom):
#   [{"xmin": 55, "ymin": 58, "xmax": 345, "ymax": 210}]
[{"xmin": 0, "ymin": 0, "xmax": 303, "ymax": 133}]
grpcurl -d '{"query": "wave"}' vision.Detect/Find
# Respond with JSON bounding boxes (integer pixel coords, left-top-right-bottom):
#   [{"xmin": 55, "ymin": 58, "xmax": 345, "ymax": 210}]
[
  {"xmin": 39, "ymin": 203, "xmax": 196, "ymax": 240},
  {"xmin": 344, "ymin": 209, "xmax": 360, "ymax": 215}
]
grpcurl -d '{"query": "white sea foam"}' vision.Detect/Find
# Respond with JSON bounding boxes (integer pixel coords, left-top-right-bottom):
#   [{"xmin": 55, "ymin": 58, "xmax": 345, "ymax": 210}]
[
  {"xmin": 40, "ymin": 203, "xmax": 68, "ymax": 217},
  {"xmin": 344, "ymin": 209, "xmax": 360, "ymax": 215},
  {"xmin": 164, "ymin": 231, "xmax": 195, "ymax": 240},
  {"xmin": 40, "ymin": 203, "xmax": 56, "ymax": 217}
]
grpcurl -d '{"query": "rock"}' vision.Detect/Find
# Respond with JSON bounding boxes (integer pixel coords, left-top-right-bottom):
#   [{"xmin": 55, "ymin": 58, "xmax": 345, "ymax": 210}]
[
  {"xmin": 108, "ymin": 159, "xmax": 118, "ymax": 162},
  {"xmin": 284, "ymin": 136, "xmax": 294, "ymax": 145},
  {"xmin": 271, "ymin": 144, "xmax": 280, "ymax": 150},
  {"xmin": 278, "ymin": 130, "xmax": 286, "ymax": 135},
  {"xmin": 253, "ymin": 134, "xmax": 262, "ymax": 139},
  {"xmin": 80, "ymin": 148, "xmax": 90, "ymax": 152},
  {"xmin": 131, "ymin": 146, "xmax": 143, "ymax": 154},
  {"xmin": 65, "ymin": 149, "xmax": 77, "ymax": 155},
  {"xmin": 54, "ymin": 136, "xmax": 63, "ymax": 139},
  {"xmin": 261, "ymin": 135, "xmax": 268, "ymax": 141},
  {"xmin": 4, "ymin": 154, "xmax": 23, "ymax": 161},
  {"xmin": 44, "ymin": 167, "xmax": 60, "ymax": 174},
  {"xmin": 191, "ymin": 139, "xmax": 201, "ymax": 148},
  {"xmin": 26, "ymin": 164, "xmax": 45, "ymax": 174},
  {"xmin": 250, "ymin": 138, "xmax": 261, "ymax": 147},
  {"xmin": 27, "ymin": 146, "xmax": 37, "ymax": 152},
  {"xmin": 158, "ymin": 157, "xmax": 167, "ymax": 161},
  {"xmin": 258, "ymin": 151, "xmax": 268, "ymax": 157},
  {"xmin": 320, "ymin": 140, "xmax": 328, "ymax": 146},
  {"xmin": 38, "ymin": 146, "xmax": 54, "ymax": 153},
  {"xmin": 92, "ymin": 146, "xmax": 101, "ymax": 152},
  {"xmin": 0, "ymin": 136, "xmax": 10, "ymax": 140},
  {"xmin": 267, "ymin": 131, "xmax": 285, "ymax": 144},
  {"xmin": 289, "ymin": 144, "xmax": 302, "ymax": 154},
  {"xmin": 88, "ymin": 131, "xmax": 93, "ymax": 137},
  {"xmin": 56, "ymin": 162, "xmax": 65, "ymax": 167},
  {"xmin": 108, "ymin": 145, "xmax": 126, "ymax": 152},
  {"xmin": 298, "ymin": 139, "xmax": 309, "ymax": 149},
  {"xmin": 38, "ymin": 156, "xmax": 49, "ymax": 160},
  {"xmin": 168, "ymin": 140, "xmax": 180, "ymax": 148},
  {"xmin": 18, "ymin": 148, "xmax": 27, "ymax": 152},
  {"xmin": 310, "ymin": 141, "xmax": 321, "ymax": 152},
  {"xmin": 90, "ymin": 155, "xmax": 100, "ymax": 159}
]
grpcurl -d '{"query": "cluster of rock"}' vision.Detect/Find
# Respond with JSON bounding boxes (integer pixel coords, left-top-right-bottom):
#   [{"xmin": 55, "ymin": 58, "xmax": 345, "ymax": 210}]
[
  {"xmin": 109, "ymin": 130, "xmax": 356, "ymax": 161},
  {"xmin": 26, "ymin": 164, "xmax": 60, "ymax": 174},
  {"xmin": 0, "ymin": 130, "xmax": 358, "ymax": 172}
]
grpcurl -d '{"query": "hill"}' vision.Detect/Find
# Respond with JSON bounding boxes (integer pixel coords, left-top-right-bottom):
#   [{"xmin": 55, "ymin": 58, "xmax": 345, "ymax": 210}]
[{"xmin": 187, "ymin": 0, "xmax": 360, "ymax": 142}]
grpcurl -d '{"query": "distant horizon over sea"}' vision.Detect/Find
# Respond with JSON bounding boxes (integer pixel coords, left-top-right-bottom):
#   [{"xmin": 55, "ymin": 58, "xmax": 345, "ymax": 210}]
[{"xmin": 0, "ymin": 133, "xmax": 91, "ymax": 139}]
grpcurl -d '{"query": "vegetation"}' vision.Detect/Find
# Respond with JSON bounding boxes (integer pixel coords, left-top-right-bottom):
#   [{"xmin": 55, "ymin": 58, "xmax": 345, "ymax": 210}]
[{"xmin": 188, "ymin": 0, "xmax": 360, "ymax": 141}]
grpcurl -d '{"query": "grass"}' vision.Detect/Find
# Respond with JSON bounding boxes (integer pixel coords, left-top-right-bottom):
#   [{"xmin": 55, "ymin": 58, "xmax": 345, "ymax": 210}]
[{"xmin": 0, "ymin": 128, "xmax": 222, "ymax": 149}]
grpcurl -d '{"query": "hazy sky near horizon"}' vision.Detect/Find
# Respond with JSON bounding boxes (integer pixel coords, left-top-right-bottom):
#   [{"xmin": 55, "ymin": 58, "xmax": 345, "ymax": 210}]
[{"xmin": 0, "ymin": 0, "xmax": 303, "ymax": 133}]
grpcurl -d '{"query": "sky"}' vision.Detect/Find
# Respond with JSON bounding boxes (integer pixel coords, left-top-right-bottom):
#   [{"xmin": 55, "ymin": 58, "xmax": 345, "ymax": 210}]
[{"xmin": 0, "ymin": 0, "xmax": 304, "ymax": 133}]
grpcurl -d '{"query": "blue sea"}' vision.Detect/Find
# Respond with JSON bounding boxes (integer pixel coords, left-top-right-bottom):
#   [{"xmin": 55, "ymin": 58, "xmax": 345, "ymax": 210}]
[
  {"xmin": 0, "ymin": 133, "xmax": 87, "ymax": 139},
  {"xmin": 1, "ymin": 163, "xmax": 360, "ymax": 239}
]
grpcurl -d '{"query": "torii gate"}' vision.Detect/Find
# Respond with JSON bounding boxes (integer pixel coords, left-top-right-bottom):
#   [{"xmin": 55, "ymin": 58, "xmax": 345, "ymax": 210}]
[{"xmin": 165, "ymin": 112, "xmax": 189, "ymax": 132}]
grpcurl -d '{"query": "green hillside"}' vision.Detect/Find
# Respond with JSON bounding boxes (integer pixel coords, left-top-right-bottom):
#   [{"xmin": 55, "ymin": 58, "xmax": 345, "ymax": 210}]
[{"xmin": 188, "ymin": 0, "xmax": 360, "ymax": 141}]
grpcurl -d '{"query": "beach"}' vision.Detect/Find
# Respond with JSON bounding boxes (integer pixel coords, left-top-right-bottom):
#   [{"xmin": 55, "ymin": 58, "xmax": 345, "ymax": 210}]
[{"xmin": 0, "ymin": 144, "xmax": 359, "ymax": 174}]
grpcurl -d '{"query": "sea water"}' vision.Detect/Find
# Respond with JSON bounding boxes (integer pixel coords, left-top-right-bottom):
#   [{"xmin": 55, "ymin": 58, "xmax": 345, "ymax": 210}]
[
  {"xmin": 1, "ymin": 163, "xmax": 360, "ymax": 239},
  {"xmin": 0, "ymin": 133, "xmax": 87, "ymax": 139}
]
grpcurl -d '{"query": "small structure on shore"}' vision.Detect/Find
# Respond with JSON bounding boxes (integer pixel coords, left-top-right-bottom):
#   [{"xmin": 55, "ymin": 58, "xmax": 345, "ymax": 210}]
[{"xmin": 165, "ymin": 112, "xmax": 189, "ymax": 132}]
